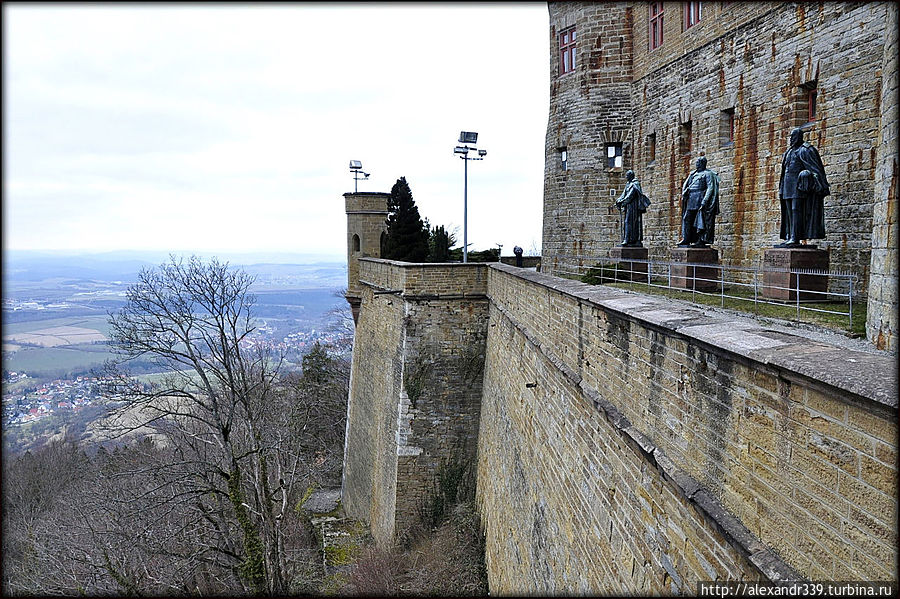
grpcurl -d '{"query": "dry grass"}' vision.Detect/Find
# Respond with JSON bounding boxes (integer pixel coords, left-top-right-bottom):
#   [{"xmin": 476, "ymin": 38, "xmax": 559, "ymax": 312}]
[{"xmin": 340, "ymin": 502, "xmax": 488, "ymax": 597}]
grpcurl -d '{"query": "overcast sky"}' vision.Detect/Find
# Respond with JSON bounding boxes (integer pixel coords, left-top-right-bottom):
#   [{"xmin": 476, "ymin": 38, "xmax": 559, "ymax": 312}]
[{"xmin": 4, "ymin": 3, "xmax": 549, "ymax": 260}]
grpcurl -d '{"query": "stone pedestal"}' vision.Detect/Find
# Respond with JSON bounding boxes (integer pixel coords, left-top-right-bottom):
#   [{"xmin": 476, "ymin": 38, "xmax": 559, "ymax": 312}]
[
  {"xmin": 609, "ymin": 246, "xmax": 648, "ymax": 283},
  {"xmin": 762, "ymin": 248, "xmax": 830, "ymax": 302},
  {"xmin": 670, "ymin": 247, "xmax": 721, "ymax": 292}
]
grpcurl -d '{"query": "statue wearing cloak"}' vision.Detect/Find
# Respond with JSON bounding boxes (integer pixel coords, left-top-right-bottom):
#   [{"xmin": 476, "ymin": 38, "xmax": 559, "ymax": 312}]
[
  {"xmin": 777, "ymin": 127, "xmax": 830, "ymax": 246},
  {"xmin": 615, "ymin": 170, "xmax": 651, "ymax": 247}
]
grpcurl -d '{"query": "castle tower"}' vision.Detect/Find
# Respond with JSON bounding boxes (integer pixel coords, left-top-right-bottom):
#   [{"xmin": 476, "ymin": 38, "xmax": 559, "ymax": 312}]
[
  {"xmin": 344, "ymin": 191, "xmax": 390, "ymax": 323},
  {"xmin": 542, "ymin": 1, "xmax": 634, "ymax": 277}
]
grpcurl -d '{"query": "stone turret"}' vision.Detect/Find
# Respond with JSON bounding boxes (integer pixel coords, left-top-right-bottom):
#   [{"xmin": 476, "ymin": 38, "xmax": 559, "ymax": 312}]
[{"xmin": 344, "ymin": 191, "xmax": 390, "ymax": 323}]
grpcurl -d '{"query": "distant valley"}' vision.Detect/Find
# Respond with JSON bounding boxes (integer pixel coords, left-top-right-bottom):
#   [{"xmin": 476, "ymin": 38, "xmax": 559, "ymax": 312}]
[{"xmin": 2, "ymin": 250, "xmax": 349, "ymax": 453}]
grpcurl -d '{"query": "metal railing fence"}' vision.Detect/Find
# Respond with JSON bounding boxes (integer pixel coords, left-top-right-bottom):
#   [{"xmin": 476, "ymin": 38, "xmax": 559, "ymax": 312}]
[{"xmin": 552, "ymin": 253, "xmax": 861, "ymax": 330}]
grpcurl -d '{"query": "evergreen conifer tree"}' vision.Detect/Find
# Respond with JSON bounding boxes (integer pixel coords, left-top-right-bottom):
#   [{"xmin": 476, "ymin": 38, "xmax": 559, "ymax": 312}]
[
  {"xmin": 382, "ymin": 177, "xmax": 430, "ymax": 262},
  {"xmin": 428, "ymin": 224, "xmax": 456, "ymax": 262}
]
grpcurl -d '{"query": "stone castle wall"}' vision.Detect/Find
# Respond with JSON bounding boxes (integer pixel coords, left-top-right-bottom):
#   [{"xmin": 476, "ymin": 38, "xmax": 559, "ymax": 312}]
[
  {"xmin": 866, "ymin": 1, "xmax": 899, "ymax": 352},
  {"xmin": 478, "ymin": 263, "xmax": 896, "ymax": 591},
  {"xmin": 343, "ymin": 259, "xmax": 898, "ymax": 592},
  {"xmin": 341, "ymin": 260, "xmax": 489, "ymax": 544},
  {"xmin": 341, "ymin": 281, "xmax": 406, "ymax": 542},
  {"xmin": 542, "ymin": 2, "xmax": 892, "ymax": 306},
  {"xmin": 544, "ymin": 2, "xmax": 634, "ymax": 270}
]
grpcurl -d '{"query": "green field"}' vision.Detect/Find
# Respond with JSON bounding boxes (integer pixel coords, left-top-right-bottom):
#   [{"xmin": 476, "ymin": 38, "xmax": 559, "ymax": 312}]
[
  {"xmin": 2, "ymin": 315, "xmax": 112, "ymax": 337},
  {"xmin": 2, "ymin": 315, "xmax": 117, "ymax": 379},
  {"xmin": 3, "ymin": 343, "xmax": 119, "ymax": 378}
]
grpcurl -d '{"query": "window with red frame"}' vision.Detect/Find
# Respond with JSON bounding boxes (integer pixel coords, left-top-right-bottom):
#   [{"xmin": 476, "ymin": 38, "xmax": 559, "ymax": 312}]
[
  {"xmin": 649, "ymin": 3, "xmax": 664, "ymax": 50},
  {"xmin": 559, "ymin": 26, "xmax": 576, "ymax": 75},
  {"xmin": 807, "ymin": 88, "xmax": 818, "ymax": 122},
  {"xmin": 684, "ymin": 1, "xmax": 702, "ymax": 29}
]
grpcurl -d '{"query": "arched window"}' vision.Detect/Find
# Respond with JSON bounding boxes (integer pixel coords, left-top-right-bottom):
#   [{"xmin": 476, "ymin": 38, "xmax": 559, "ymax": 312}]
[{"xmin": 352, "ymin": 234, "xmax": 361, "ymax": 253}]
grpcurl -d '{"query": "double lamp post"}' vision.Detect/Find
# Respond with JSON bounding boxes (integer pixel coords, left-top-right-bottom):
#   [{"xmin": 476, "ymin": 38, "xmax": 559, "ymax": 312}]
[{"xmin": 454, "ymin": 131, "xmax": 487, "ymax": 263}]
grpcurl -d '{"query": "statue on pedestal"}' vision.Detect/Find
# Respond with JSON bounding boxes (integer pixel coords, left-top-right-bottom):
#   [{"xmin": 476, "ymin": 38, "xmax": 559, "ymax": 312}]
[
  {"xmin": 777, "ymin": 127, "xmax": 830, "ymax": 247},
  {"xmin": 615, "ymin": 170, "xmax": 651, "ymax": 247},
  {"xmin": 678, "ymin": 156, "xmax": 720, "ymax": 247}
]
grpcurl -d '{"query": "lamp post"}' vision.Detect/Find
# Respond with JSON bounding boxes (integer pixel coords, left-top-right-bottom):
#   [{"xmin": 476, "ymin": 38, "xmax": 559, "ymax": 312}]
[
  {"xmin": 349, "ymin": 160, "xmax": 370, "ymax": 193},
  {"xmin": 453, "ymin": 131, "xmax": 487, "ymax": 263}
]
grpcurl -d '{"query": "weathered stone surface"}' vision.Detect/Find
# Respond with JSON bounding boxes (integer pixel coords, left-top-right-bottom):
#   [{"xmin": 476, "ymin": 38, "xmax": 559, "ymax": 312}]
[
  {"xmin": 542, "ymin": 1, "xmax": 896, "ymax": 351},
  {"xmin": 343, "ymin": 260, "xmax": 897, "ymax": 593},
  {"xmin": 670, "ymin": 247, "xmax": 721, "ymax": 292},
  {"xmin": 476, "ymin": 263, "xmax": 896, "ymax": 591},
  {"xmin": 762, "ymin": 248, "xmax": 830, "ymax": 302},
  {"xmin": 302, "ymin": 489, "xmax": 342, "ymax": 514},
  {"xmin": 866, "ymin": 2, "xmax": 899, "ymax": 352},
  {"xmin": 341, "ymin": 260, "xmax": 488, "ymax": 545}
]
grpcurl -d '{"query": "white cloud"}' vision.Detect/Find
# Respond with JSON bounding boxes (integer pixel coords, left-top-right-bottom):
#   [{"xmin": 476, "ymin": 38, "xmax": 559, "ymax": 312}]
[{"xmin": 3, "ymin": 3, "xmax": 549, "ymax": 256}]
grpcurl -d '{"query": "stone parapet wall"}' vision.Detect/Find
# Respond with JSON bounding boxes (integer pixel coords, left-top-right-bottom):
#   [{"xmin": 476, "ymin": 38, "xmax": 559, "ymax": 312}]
[
  {"xmin": 477, "ymin": 299, "xmax": 770, "ymax": 593},
  {"xmin": 358, "ymin": 258, "xmax": 488, "ymax": 298},
  {"xmin": 478, "ymin": 264, "xmax": 896, "ymax": 590}
]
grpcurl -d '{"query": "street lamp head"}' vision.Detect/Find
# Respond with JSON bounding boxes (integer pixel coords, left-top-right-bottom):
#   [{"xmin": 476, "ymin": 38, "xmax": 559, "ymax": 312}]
[
  {"xmin": 478, "ymin": 149, "xmax": 487, "ymax": 157},
  {"xmin": 349, "ymin": 160, "xmax": 363, "ymax": 171},
  {"xmin": 459, "ymin": 131, "xmax": 478, "ymax": 144},
  {"xmin": 454, "ymin": 146, "xmax": 469, "ymax": 155}
]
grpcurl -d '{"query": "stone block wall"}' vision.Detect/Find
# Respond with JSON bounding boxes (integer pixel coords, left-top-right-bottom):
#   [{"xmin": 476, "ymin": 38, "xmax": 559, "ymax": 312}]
[
  {"xmin": 344, "ymin": 192, "xmax": 390, "ymax": 321},
  {"xmin": 344, "ymin": 259, "xmax": 896, "ymax": 591},
  {"xmin": 866, "ymin": 2, "xmax": 899, "ymax": 353},
  {"xmin": 341, "ymin": 259, "xmax": 489, "ymax": 544},
  {"xmin": 543, "ymin": 1, "xmax": 634, "ymax": 272},
  {"xmin": 542, "ymin": 2, "xmax": 892, "ymax": 296},
  {"xmin": 477, "ymin": 301, "xmax": 766, "ymax": 593},
  {"xmin": 341, "ymin": 282, "xmax": 405, "ymax": 542},
  {"xmin": 477, "ymin": 264, "xmax": 897, "ymax": 591}
]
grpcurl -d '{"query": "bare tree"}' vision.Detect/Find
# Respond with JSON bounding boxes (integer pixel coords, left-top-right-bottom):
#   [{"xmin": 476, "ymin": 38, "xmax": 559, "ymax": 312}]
[
  {"xmin": 3, "ymin": 257, "xmax": 351, "ymax": 595},
  {"xmin": 101, "ymin": 255, "xmax": 313, "ymax": 595}
]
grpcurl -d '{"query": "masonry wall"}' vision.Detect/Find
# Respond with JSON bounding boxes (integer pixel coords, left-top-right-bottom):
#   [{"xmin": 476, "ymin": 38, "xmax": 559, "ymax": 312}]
[
  {"xmin": 476, "ymin": 264, "xmax": 897, "ymax": 591},
  {"xmin": 543, "ymin": 1, "xmax": 634, "ymax": 273},
  {"xmin": 341, "ymin": 260, "xmax": 489, "ymax": 544},
  {"xmin": 866, "ymin": 2, "xmax": 899, "ymax": 352},
  {"xmin": 542, "ymin": 2, "xmax": 890, "ymax": 292},
  {"xmin": 344, "ymin": 259, "xmax": 897, "ymax": 591},
  {"xmin": 344, "ymin": 192, "xmax": 390, "ymax": 321},
  {"xmin": 341, "ymin": 283, "xmax": 405, "ymax": 543}
]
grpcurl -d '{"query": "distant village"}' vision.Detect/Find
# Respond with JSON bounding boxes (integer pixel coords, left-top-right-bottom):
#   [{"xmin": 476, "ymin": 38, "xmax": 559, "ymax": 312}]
[
  {"xmin": 2, "ymin": 322, "xmax": 343, "ymax": 429},
  {"xmin": 2, "ymin": 372, "xmax": 112, "ymax": 426}
]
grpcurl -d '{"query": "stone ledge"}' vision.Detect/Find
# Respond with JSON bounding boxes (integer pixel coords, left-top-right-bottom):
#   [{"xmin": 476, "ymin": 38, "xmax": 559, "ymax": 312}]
[
  {"xmin": 488, "ymin": 263, "xmax": 897, "ymax": 410},
  {"xmin": 361, "ymin": 258, "xmax": 491, "ymax": 269}
]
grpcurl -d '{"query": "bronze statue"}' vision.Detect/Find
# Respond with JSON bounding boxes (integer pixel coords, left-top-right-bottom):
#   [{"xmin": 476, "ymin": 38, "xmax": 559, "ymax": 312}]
[
  {"xmin": 777, "ymin": 127, "xmax": 830, "ymax": 247},
  {"xmin": 615, "ymin": 170, "xmax": 651, "ymax": 247},
  {"xmin": 678, "ymin": 156, "xmax": 720, "ymax": 247}
]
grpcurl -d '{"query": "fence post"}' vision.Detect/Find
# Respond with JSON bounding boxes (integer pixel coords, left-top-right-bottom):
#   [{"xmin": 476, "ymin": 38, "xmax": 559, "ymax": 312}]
[
  {"xmin": 754, "ymin": 269, "xmax": 758, "ymax": 315},
  {"xmin": 848, "ymin": 274, "xmax": 854, "ymax": 331},
  {"xmin": 720, "ymin": 265, "xmax": 725, "ymax": 307}
]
